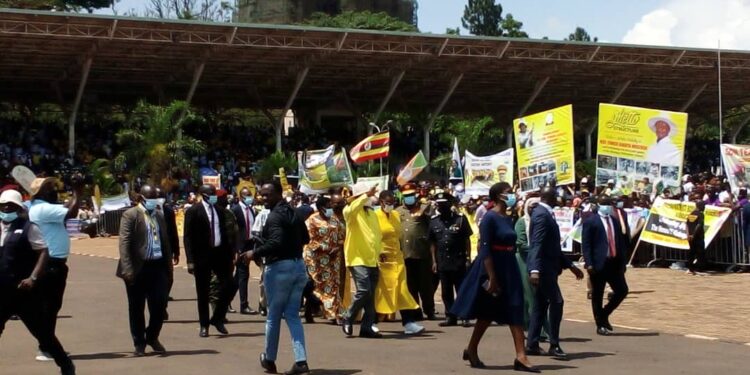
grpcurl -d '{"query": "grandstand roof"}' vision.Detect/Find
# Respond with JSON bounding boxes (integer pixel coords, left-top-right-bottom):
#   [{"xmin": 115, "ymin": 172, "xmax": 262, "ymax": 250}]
[{"xmin": 1, "ymin": 8, "xmax": 749, "ymax": 125}]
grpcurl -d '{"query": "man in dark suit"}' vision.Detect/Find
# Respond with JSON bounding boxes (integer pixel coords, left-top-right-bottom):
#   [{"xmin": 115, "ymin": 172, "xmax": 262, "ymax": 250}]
[
  {"xmin": 582, "ymin": 196, "xmax": 629, "ymax": 336},
  {"xmin": 231, "ymin": 187, "xmax": 258, "ymax": 315},
  {"xmin": 116, "ymin": 184, "xmax": 173, "ymax": 356},
  {"xmin": 155, "ymin": 187, "xmax": 179, "ymax": 320},
  {"xmin": 526, "ymin": 188, "xmax": 584, "ymax": 359},
  {"xmin": 184, "ymin": 184, "xmax": 233, "ymax": 337}
]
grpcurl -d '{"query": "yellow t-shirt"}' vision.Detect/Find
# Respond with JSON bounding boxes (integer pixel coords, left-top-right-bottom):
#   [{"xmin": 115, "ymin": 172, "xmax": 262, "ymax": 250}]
[{"xmin": 343, "ymin": 195, "xmax": 383, "ymax": 267}]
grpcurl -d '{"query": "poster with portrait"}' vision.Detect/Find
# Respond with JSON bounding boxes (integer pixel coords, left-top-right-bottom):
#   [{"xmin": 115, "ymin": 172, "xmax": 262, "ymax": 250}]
[
  {"xmin": 720, "ymin": 144, "xmax": 750, "ymax": 193},
  {"xmin": 464, "ymin": 149, "xmax": 514, "ymax": 196},
  {"xmin": 514, "ymin": 105, "xmax": 576, "ymax": 193},
  {"xmin": 298, "ymin": 145, "xmax": 354, "ymax": 194},
  {"xmin": 640, "ymin": 198, "xmax": 732, "ymax": 250},
  {"xmin": 596, "ymin": 104, "xmax": 688, "ymax": 194}
]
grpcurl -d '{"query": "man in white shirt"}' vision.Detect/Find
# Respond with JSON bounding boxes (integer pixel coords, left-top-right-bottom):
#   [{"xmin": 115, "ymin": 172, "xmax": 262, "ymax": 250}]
[{"xmin": 645, "ymin": 116, "xmax": 681, "ymax": 166}]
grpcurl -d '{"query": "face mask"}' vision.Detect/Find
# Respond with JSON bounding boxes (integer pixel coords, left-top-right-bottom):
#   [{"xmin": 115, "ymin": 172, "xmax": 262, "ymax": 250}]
[
  {"xmin": 207, "ymin": 195, "xmax": 218, "ymax": 205},
  {"xmin": 382, "ymin": 205, "xmax": 394, "ymax": 213},
  {"xmin": 482, "ymin": 201, "xmax": 490, "ymax": 207},
  {"xmin": 157, "ymin": 198, "xmax": 166, "ymax": 207},
  {"xmin": 0, "ymin": 211, "xmax": 18, "ymax": 223},
  {"xmin": 325, "ymin": 208, "xmax": 334, "ymax": 218},
  {"xmin": 616, "ymin": 201, "xmax": 624, "ymax": 209},
  {"xmin": 598, "ymin": 205, "xmax": 612, "ymax": 216},
  {"xmin": 403, "ymin": 196, "xmax": 416, "ymax": 206},
  {"xmin": 144, "ymin": 199, "xmax": 159, "ymax": 212},
  {"xmin": 244, "ymin": 197, "xmax": 254, "ymax": 206},
  {"xmin": 641, "ymin": 209, "xmax": 649, "ymax": 218},
  {"xmin": 504, "ymin": 194, "xmax": 517, "ymax": 208}
]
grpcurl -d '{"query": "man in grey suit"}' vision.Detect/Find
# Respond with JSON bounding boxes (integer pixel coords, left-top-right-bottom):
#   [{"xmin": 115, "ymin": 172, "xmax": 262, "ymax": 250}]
[{"xmin": 116, "ymin": 184, "xmax": 173, "ymax": 357}]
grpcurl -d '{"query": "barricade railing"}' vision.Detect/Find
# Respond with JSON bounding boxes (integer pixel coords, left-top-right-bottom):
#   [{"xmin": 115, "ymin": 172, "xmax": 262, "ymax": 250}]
[{"xmin": 647, "ymin": 210, "xmax": 750, "ymax": 269}]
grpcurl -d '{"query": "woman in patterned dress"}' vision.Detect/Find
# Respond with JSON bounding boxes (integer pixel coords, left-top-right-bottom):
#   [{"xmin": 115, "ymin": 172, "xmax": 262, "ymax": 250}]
[{"xmin": 303, "ymin": 195, "xmax": 347, "ymax": 324}]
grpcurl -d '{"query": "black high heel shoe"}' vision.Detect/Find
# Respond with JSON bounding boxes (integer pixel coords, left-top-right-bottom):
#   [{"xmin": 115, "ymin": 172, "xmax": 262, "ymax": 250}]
[
  {"xmin": 462, "ymin": 349, "xmax": 485, "ymax": 368},
  {"xmin": 514, "ymin": 359, "xmax": 541, "ymax": 373}
]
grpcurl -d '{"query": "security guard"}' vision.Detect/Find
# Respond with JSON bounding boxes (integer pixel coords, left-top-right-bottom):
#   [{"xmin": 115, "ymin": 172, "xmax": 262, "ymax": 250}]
[
  {"xmin": 686, "ymin": 200, "xmax": 706, "ymax": 275},
  {"xmin": 428, "ymin": 192, "xmax": 472, "ymax": 327}
]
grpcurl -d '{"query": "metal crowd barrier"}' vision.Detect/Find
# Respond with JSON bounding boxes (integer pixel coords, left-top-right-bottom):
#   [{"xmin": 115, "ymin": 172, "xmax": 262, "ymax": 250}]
[
  {"xmin": 96, "ymin": 208, "xmax": 128, "ymax": 236},
  {"xmin": 646, "ymin": 210, "xmax": 750, "ymax": 270}
]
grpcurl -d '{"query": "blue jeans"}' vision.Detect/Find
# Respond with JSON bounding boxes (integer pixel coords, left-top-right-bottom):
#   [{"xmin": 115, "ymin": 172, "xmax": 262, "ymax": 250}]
[{"xmin": 264, "ymin": 259, "xmax": 308, "ymax": 362}]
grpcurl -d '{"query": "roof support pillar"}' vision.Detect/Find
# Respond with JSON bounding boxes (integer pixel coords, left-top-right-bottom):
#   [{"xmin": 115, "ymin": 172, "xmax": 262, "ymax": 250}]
[
  {"xmin": 276, "ymin": 66, "xmax": 309, "ymax": 152},
  {"xmin": 67, "ymin": 56, "xmax": 93, "ymax": 157},
  {"xmin": 680, "ymin": 82, "xmax": 708, "ymax": 112},
  {"xmin": 424, "ymin": 73, "xmax": 464, "ymax": 162},
  {"xmin": 517, "ymin": 76, "xmax": 550, "ymax": 117},
  {"xmin": 373, "ymin": 70, "xmax": 405, "ymax": 124}
]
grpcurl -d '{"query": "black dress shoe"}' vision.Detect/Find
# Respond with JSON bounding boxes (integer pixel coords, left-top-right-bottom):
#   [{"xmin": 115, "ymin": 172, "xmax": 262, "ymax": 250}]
[
  {"xmin": 342, "ymin": 321, "xmax": 353, "ymax": 336},
  {"xmin": 461, "ymin": 320, "xmax": 472, "ymax": 327},
  {"xmin": 359, "ymin": 330, "xmax": 382, "ymax": 339},
  {"xmin": 514, "ymin": 359, "xmax": 541, "ymax": 373},
  {"xmin": 438, "ymin": 319, "xmax": 458, "ymax": 327},
  {"xmin": 284, "ymin": 361, "xmax": 310, "ymax": 375},
  {"xmin": 211, "ymin": 320, "xmax": 229, "ymax": 335},
  {"xmin": 134, "ymin": 345, "xmax": 146, "ymax": 357},
  {"xmin": 228, "ymin": 304, "xmax": 237, "ymax": 314},
  {"xmin": 425, "ymin": 313, "xmax": 437, "ymax": 321},
  {"xmin": 260, "ymin": 307, "xmax": 268, "ymax": 317},
  {"xmin": 596, "ymin": 326, "xmax": 611, "ymax": 336},
  {"xmin": 260, "ymin": 352, "xmax": 277, "ymax": 374},
  {"xmin": 602, "ymin": 317, "xmax": 614, "ymax": 331},
  {"xmin": 147, "ymin": 339, "xmax": 166, "ymax": 353},
  {"xmin": 241, "ymin": 306, "xmax": 258, "ymax": 315},
  {"xmin": 525, "ymin": 346, "xmax": 544, "ymax": 356},
  {"xmin": 548, "ymin": 345, "xmax": 568, "ymax": 359},
  {"xmin": 199, "ymin": 326, "xmax": 209, "ymax": 338}
]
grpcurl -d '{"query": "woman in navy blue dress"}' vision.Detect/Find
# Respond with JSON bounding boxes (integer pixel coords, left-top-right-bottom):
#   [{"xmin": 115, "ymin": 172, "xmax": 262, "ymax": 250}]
[{"xmin": 452, "ymin": 182, "xmax": 538, "ymax": 373}]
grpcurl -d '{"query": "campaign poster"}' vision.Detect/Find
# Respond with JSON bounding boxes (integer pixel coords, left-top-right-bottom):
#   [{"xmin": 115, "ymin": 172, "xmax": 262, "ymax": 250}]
[
  {"xmin": 596, "ymin": 104, "xmax": 687, "ymax": 195},
  {"xmin": 514, "ymin": 105, "xmax": 576, "ymax": 193},
  {"xmin": 640, "ymin": 198, "xmax": 732, "ymax": 250},
  {"xmin": 720, "ymin": 144, "xmax": 750, "ymax": 193},
  {"xmin": 298, "ymin": 146, "xmax": 354, "ymax": 193},
  {"xmin": 464, "ymin": 149, "xmax": 514, "ymax": 196},
  {"xmin": 554, "ymin": 207, "xmax": 576, "ymax": 253}
]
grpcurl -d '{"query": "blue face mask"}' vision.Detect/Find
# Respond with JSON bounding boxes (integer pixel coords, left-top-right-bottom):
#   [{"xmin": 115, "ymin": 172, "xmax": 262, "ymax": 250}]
[
  {"xmin": 0, "ymin": 211, "xmax": 18, "ymax": 223},
  {"xmin": 207, "ymin": 195, "xmax": 218, "ymax": 205},
  {"xmin": 325, "ymin": 208, "xmax": 334, "ymax": 218},
  {"xmin": 598, "ymin": 205, "xmax": 612, "ymax": 216},
  {"xmin": 157, "ymin": 198, "xmax": 166, "ymax": 207},
  {"xmin": 144, "ymin": 199, "xmax": 159, "ymax": 212},
  {"xmin": 505, "ymin": 194, "xmax": 517, "ymax": 208},
  {"xmin": 244, "ymin": 197, "xmax": 254, "ymax": 206},
  {"xmin": 641, "ymin": 209, "xmax": 650, "ymax": 218},
  {"xmin": 403, "ymin": 196, "xmax": 416, "ymax": 206},
  {"xmin": 616, "ymin": 201, "xmax": 624, "ymax": 209}
]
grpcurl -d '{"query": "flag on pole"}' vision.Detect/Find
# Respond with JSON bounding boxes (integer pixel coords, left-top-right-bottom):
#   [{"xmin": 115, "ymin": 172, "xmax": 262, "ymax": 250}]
[
  {"xmin": 449, "ymin": 137, "xmax": 463, "ymax": 181},
  {"xmin": 397, "ymin": 151, "xmax": 427, "ymax": 186},
  {"xmin": 349, "ymin": 131, "xmax": 390, "ymax": 164}
]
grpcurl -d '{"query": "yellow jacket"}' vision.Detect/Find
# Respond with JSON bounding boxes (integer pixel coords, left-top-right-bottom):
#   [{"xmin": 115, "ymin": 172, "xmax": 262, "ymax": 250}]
[{"xmin": 343, "ymin": 194, "xmax": 383, "ymax": 267}]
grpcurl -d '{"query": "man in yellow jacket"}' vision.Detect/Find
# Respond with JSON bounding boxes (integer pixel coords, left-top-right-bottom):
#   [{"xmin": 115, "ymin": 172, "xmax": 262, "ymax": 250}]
[{"xmin": 341, "ymin": 184, "xmax": 383, "ymax": 338}]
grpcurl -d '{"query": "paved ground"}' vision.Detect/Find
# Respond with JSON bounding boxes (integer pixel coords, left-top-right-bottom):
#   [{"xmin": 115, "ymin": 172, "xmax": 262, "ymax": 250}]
[{"xmin": 2, "ymin": 238, "xmax": 749, "ymax": 374}]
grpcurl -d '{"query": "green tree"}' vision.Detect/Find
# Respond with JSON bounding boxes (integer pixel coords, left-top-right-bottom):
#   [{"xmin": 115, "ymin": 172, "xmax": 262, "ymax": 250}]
[
  {"xmin": 0, "ymin": 0, "xmax": 111, "ymax": 12},
  {"xmin": 114, "ymin": 100, "xmax": 206, "ymax": 187},
  {"xmin": 446, "ymin": 27, "xmax": 461, "ymax": 35},
  {"xmin": 144, "ymin": 0, "xmax": 233, "ymax": 22},
  {"xmin": 565, "ymin": 27, "xmax": 598, "ymax": 42},
  {"xmin": 302, "ymin": 10, "xmax": 418, "ymax": 32},
  {"xmin": 461, "ymin": 0, "xmax": 528, "ymax": 37},
  {"xmin": 255, "ymin": 151, "xmax": 298, "ymax": 183},
  {"xmin": 88, "ymin": 158, "xmax": 123, "ymax": 196}
]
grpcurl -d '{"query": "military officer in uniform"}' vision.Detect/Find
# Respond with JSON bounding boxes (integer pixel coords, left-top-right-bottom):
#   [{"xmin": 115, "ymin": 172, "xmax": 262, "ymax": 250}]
[
  {"xmin": 686, "ymin": 199, "xmax": 706, "ymax": 275},
  {"xmin": 428, "ymin": 192, "xmax": 473, "ymax": 327}
]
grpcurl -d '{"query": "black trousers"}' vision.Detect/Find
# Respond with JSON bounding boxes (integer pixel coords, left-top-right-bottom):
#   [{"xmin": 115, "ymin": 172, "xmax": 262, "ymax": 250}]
[
  {"xmin": 590, "ymin": 260, "xmax": 629, "ymax": 326},
  {"xmin": 194, "ymin": 253, "xmax": 233, "ymax": 327},
  {"xmin": 234, "ymin": 259, "xmax": 250, "ymax": 308},
  {"xmin": 39, "ymin": 258, "xmax": 68, "ymax": 353},
  {"xmin": 687, "ymin": 240, "xmax": 705, "ymax": 272},
  {"xmin": 439, "ymin": 268, "xmax": 466, "ymax": 319},
  {"xmin": 404, "ymin": 258, "xmax": 435, "ymax": 317},
  {"xmin": 528, "ymin": 273, "xmax": 564, "ymax": 347},
  {"xmin": 0, "ymin": 285, "xmax": 74, "ymax": 372},
  {"xmin": 125, "ymin": 260, "xmax": 169, "ymax": 347}
]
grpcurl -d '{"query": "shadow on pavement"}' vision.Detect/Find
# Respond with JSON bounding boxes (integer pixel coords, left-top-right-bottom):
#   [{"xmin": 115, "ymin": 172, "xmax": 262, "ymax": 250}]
[
  {"xmin": 566, "ymin": 351, "xmax": 615, "ymax": 360},
  {"xmin": 162, "ymin": 319, "xmax": 200, "ymax": 324},
  {"xmin": 609, "ymin": 332, "xmax": 659, "ymax": 337},
  {"xmin": 560, "ymin": 337, "xmax": 592, "ymax": 343},
  {"xmin": 628, "ymin": 290, "xmax": 655, "ymax": 295},
  {"xmin": 70, "ymin": 349, "xmax": 219, "ymax": 360},
  {"xmin": 472, "ymin": 364, "xmax": 577, "ymax": 371},
  {"xmin": 215, "ymin": 332, "xmax": 264, "ymax": 339}
]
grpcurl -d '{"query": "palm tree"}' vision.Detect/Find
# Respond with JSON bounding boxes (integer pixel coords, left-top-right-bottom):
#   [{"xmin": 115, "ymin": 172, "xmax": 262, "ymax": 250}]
[{"xmin": 114, "ymin": 100, "xmax": 206, "ymax": 187}]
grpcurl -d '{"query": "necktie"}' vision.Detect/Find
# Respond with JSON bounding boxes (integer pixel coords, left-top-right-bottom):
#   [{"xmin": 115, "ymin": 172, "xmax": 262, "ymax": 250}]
[
  {"xmin": 606, "ymin": 216, "xmax": 616, "ymax": 258},
  {"xmin": 209, "ymin": 205, "xmax": 215, "ymax": 247},
  {"xmin": 245, "ymin": 206, "xmax": 252, "ymax": 240}
]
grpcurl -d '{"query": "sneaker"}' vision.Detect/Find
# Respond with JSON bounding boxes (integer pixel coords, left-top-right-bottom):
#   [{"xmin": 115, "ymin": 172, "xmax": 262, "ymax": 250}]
[
  {"xmin": 35, "ymin": 351, "xmax": 54, "ymax": 362},
  {"xmin": 371, "ymin": 324, "xmax": 380, "ymax": 334},
  {"xmin": 404, "ymin": 322, "xmax": 425, "ymax": 335}
]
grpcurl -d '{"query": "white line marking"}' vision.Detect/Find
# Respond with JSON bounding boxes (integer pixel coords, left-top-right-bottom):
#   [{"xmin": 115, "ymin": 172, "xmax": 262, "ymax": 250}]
[
  {"xmin": 685, "ymin": 334, "xmax": 718, "ymax": 341},
  {"xmin": 613, "ymin": 324, "xmax": 649, "ymax": 331},
  {"xmin": 565, "ymin": 319, "xmax": 589, "ymax": 323}
]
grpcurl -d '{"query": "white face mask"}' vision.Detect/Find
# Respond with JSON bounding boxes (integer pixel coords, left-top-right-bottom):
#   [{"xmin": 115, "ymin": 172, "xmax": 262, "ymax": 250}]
[{"xmin": 382, "ymin": 205, "xmax": 394, "ymax": 213}]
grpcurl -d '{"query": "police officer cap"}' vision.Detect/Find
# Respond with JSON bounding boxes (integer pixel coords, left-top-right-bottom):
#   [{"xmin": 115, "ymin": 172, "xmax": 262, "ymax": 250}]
[{"xmin": 434, "ymin": 191, "xmax": 454, "ymax": 203}]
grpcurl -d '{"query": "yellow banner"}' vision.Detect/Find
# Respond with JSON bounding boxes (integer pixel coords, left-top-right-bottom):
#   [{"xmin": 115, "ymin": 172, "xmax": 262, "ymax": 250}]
[
  {"xmin": 640, "ymin": 198, "xmax": 732, "ymax": 250},
  {"xmin": 514, "ymin": 105, "xmax": 575, "ymax": 192},
  {"xmin": 597, "ymin": 104, "xmax": 687, "ymax": 194},
  {"xmin": 279, "ymin": 168, "xmax": 292, "ymax": 192}
]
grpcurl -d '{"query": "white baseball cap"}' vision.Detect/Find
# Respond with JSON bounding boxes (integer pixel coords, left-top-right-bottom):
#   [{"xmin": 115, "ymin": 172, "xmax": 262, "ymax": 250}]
[{"xmin": 0, "ymin": 189, "xmax": 25, "ymax": 209}]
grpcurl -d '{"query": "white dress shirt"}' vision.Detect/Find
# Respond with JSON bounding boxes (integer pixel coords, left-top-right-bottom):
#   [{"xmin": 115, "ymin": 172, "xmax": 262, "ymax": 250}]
[
  {"xmin": 239, "ymin": 201, "xmax": 255, "ymax": 240},
  {"xmin": 202, "ymin": 200, "xmax": 222, "ymax": 247},
  {"xmin": 645, "ymin": 137, "xmax": 680, "ymax": 165}
]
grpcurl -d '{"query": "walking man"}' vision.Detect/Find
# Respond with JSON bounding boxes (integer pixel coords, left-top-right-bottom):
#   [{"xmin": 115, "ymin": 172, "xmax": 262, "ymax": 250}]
[
  {"xmin": 341, "ymin": 184, "xmax": 383, "ymax": 338},
  {"xmin": 526, "ymin": 188, "xmax": 584, "ymax": 359},
  {"xmin": 581, "ymin": 196, "xmax": 629, "ymax": 335},
  {"xmin": 184, "ymin": 184, "xmax": 233, "ymax": 337},
  {"xmin": 0, "ymin": 189, "xmax": 76, "ymax": 374},
  {"xmin": 116, "ymin": 184, "xmax": 173, "ymax": 356},
  {"xmin": 231, "ymin": 187, "xmax": 258, "ymax": 315}
]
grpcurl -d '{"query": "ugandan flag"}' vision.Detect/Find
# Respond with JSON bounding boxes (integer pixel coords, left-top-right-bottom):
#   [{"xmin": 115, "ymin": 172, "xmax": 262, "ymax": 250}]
[
  {"xmin": 397, "ymin": 151, "xmax": 427, "ymax": 186},
  {"xmin": 349, "ymin": 131, "xmax": 390, "ymax": 164}
]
